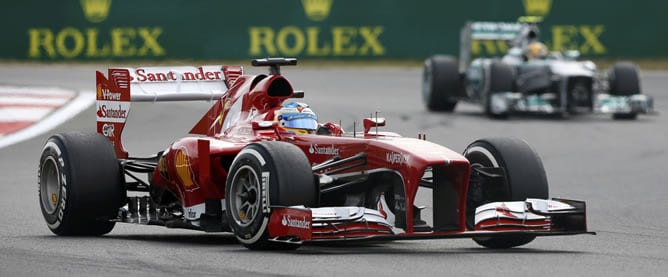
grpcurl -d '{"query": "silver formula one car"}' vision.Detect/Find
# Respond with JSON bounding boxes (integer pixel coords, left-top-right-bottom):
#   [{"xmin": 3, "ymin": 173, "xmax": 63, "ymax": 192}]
[{"xmin": 423, "ymin": 17, "xmax": 654, "ymax": 119}]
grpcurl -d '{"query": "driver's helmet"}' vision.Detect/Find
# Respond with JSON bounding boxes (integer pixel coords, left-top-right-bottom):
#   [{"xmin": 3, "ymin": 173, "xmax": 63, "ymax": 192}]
[
  {"xmin": 274, "ymin": 101, "xmax": 318, "ymax": 134},
  {"xmin": 525, "ymin": 41, "xmax": 548, "ymax": 60}
]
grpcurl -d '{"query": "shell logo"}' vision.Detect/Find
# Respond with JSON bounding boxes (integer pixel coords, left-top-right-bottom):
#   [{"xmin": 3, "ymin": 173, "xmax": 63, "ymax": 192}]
[
  {"xmin": 175, "ymin": 149, "xmax": 198, "ymax": 191},
  {"xmin": 157, "ymin": 155, "xmax": 169, "ymax": 180},
  {"xmin": 96, "ymin": 84, "xmax": 103, "ymax": 99}
]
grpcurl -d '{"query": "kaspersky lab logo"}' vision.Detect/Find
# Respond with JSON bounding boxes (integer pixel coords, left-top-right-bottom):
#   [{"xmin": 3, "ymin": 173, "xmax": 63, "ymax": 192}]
[
  {"xmin": 301, "ymin": 0, "xmax": 333, "ymax": 21},
  {"xmin": 522, "ymin": 0, "xmax": 551, "ymax": 17},
  {"xmin": 80, "ymin": 0, "xmax": 112, "ymax": 23}
]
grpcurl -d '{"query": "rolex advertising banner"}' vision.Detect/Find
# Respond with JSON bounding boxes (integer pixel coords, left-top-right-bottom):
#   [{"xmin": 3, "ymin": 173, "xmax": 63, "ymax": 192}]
[{"xmin": 1, "ymin": 0, "xmax": 665, "ymax": 61}]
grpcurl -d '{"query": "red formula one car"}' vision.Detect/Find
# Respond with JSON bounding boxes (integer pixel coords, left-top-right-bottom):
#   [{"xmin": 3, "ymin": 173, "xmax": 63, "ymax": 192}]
[{"xmin": 38, "ymin": 58, "xmax": 593, "ymax": 250}]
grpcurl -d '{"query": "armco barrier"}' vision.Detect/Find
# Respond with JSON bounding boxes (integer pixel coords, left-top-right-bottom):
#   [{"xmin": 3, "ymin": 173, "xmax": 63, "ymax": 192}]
[{"xmin": 1, "ymin": 0, "xmax": 664, "ymax": 61}]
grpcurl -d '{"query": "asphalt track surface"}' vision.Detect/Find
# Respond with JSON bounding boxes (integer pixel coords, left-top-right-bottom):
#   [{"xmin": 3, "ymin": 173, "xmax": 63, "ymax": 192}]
[{"xmin": 0, "ymin": 64, "xmax": 666, "ymax": 276}]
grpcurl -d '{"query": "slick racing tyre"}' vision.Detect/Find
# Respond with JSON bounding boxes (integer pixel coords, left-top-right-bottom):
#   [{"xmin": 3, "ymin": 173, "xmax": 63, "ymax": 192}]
[
  {"xmin": 225, "ymin": 141, "xmax": 317, "ymax": 250},
  {"xmin": 463, "ymin": 137, "xmax": 549, "ymax": 248},
  {"xmin": 485, "ymin": 62, "xmax": 515, "ymax": 118},
  {"xmin": 38, "ymin": 132, "xmax": 125, "ymax": 236},
  {"xmin": 609, "ymin": 62, "xmax": 641, "ymax": 120},
  {"xmin": 423, "ymin": 55, "xmax": 460, "ymax": 112}
]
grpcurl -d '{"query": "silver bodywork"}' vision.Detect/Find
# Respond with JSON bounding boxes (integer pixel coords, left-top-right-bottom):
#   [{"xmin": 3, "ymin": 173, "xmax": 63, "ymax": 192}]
[{"xmin": 460, "ymin": 21, "xmax": 653, "ymax": 117}]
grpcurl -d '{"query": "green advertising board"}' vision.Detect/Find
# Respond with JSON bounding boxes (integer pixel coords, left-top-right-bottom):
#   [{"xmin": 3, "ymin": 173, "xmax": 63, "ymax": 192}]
[{"xmin": 1, "ymin": 0, "xmax": 665, "ymax": 61}]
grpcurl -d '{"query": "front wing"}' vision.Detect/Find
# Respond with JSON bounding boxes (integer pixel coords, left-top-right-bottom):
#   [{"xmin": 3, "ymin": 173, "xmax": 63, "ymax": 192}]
[
  {"xmin": 267, "ymin": 198, "xmax": 594, "ymax": 244},
  {"xmin": 489, "ymin": 92, "xmax": 654, "ymax": 116}
]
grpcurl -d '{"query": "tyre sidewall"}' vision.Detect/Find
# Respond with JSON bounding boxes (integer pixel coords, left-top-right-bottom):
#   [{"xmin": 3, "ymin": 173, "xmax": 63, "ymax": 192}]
[
  {"xmin": 484, "ymin": 62, "xmax": 514, "ymax": 117},
  {"xmin": 609, "ymin": 62, "xmax": 641, "ymax": 96},
  {"xmin": 465, "ymin": 138, "xmax": 548, "ymax": 201},
  {"xmin": 423, "ymin": 55, "xmax": 459, "ymax": 111},
  {"xmin": 225, "ymin": 147, "xmax": 271, "ymax": 245},
  {"xmin": 464, "ymin": 137, "xmax": 547, "ymax": 248},
  {"xmin": 38, "ymin": 133, "xmax": 122, "ymax": 236},
  {"xmin": 463, "ymin": 142, "xmax": 502, "ymax": 229},
  {"xmin": 38, "ymin": 137, "xmax": 71, "ymax": 234}
]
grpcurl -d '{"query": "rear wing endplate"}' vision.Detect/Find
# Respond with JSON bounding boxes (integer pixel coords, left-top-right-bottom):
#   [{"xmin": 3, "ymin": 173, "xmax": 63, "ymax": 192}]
[{"xmin": 96, "ymin": 65, "xmax": 241, "ymax": 158}]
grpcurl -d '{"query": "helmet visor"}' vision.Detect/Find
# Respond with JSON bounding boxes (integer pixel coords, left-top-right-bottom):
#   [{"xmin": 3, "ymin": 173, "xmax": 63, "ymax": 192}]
[{"xmin": 284, "ymin": 118, "xmax": 318, "ymax": 130}]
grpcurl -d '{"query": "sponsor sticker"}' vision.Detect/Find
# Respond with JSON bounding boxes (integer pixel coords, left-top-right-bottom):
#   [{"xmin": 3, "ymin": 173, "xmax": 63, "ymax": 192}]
[
  {"xmin": 157, "ymin": 155, "xmax": 169, "ymax": 180},
  {"xmin": 281, "ymin": 214, "xmax": 311, "ymax": 229},
  {"xmin": 101, "ymin": 123, "xmax": 115, "ymax": 137},
  {"xmin": 97, "ymin": 84, "xmax": 122, "ymax": 101},
  {"xmin": 261, "ymin": 172, "xmax": 270, "ymax": 213},
  {"xmin": 132, "ymin": 67, "xmax": 224, "ymax": 83},
  {"xmin": 183, "ymin": 203, "xmax": 206, "ymax": 220},
  {"xmin": 308, "ymin": 144, "xmax": 340, "ymax": 155},
  {"xmin": 268, "ymin": 207, "xmax": 312, "ymax": 241},
  {"xmin": 174, "ymin": 148, "xmax": 199, "ymax": 192},
  {"xmin": 386, "ymin": 152, "xmax": 408, "ymax": 164},
  {"xmin": 96, "ymin": 101, "xmax": 130, "ymax": 123}
]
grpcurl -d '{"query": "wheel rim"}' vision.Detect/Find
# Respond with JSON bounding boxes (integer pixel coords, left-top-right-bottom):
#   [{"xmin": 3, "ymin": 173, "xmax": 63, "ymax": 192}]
[
  {"xmin": 229, "ymin": 165, "xmax": 261, "ymax": 227},
  {"xmin": 40, "ymin": 156, "xmax": 61, "ymax": 214}
]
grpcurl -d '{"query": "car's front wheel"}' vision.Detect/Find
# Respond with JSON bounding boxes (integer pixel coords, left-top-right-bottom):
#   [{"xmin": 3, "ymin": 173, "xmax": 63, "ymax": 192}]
[
  {"xmin": 422, "ymin": 55, "xmax": 460, "ymax": 112},
  {"xmin": 463, "ymin": 137, "xmax": 549, "ymax": 248},
  {"xmin": 225, "ymin": 141, "xmax": 317, "ymax": 250},
  {"xmin": 485, "ymin": 62, "xmax": 515, "ymax": 118},
  {"xmin": 609, "ymin": 62, "xmax": 641, "ymax": 120}
]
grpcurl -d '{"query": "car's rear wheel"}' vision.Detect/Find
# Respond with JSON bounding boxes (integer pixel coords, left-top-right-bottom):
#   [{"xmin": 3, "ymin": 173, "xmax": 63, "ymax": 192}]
[
  {"xmin": 485, "ymin": 62, "xmax": 514, "ymax": 118},
  {"xmin": 225, "ymin": 141, "xmax": 317, "ymax": 250},
  {"xmin": 38, "ymin": 132, "xmax": 125, "ymax": 236},
  {"xmin": 422, "ymin": 55, "xmax": 460, "ymax": 112},
  {"xmin": 609, "ymin": 62, "xmax": 641, "ymax": 120},
  {"xmin": 463, "ymin": 137, "xmax": 549, "ymax": 248}
]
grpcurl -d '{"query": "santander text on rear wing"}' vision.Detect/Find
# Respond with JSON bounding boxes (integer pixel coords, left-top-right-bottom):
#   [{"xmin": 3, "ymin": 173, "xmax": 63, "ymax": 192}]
[{"xmin": 96, "ymin": 65, "xmax": 243, "ymax": 158}]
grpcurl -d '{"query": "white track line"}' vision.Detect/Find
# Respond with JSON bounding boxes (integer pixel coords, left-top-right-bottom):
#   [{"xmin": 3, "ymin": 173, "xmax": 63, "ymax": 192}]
[
  {"xmin": 0, "ymin": 107, "xmax": 56, "ymax": 122},
  {"xmin": 0, "ymin": 90, "xmax": 95, "ymax": 149}
]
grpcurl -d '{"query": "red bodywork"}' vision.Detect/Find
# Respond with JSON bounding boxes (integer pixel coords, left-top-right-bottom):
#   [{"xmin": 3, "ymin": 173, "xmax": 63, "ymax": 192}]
[{"xmin": 97, "ymin": 65, "xmax": 475, "ymax": 241}]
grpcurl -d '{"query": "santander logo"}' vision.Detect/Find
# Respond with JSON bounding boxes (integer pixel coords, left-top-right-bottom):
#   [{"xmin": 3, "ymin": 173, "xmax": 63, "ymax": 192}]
[
  {"xmin": 281, "ymin": 215, "xmax": 310, "ymax": 229},
  {"xmin": 308, "ymin": 144, "xmax": 339, "ymax": 155},
  {"xmin": 97, "ymin": 104, "xmax": 128, "ymax": 119},
  {"xmin": 132, "ymin": 67, "xmax": 223, "ymax": 82}
]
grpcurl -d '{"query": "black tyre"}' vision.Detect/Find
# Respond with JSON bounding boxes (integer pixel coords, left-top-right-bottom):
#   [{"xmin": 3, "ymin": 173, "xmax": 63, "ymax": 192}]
[
  {"xmin": 609, "ymin": 62, "xmax": 641, "ymax": 120},
  {"xmin": 463, "ymin": 137, "xmax": 549, "ymax": 248},
  {"xmin": 225, "ymin": 141, "xmax": 317, "ymax": 250},
  {"xmin": 422, "ymin": 55, "xmax": 460, "ymax": 111},
  {"xmin": 38, "ymin": 132, "xmax": 125, "ymax": 236},
  {"xmin": 609, "ymin": 62, "xmax": 641, "ymax": 96},
  {"xmin": 485, "ymin": 62, "xmax": 515, "ymax": 118},
  {"xmin": 612, "ymin": 113, "xmax": 638, "ymax": 120}
]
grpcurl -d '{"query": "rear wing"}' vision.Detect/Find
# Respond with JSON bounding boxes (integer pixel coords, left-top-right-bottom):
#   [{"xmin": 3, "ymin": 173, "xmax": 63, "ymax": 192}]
[
  {"xmin": 459, "ymin": 20, "xmax": 538, "ymax": 73},
  {"xmin": 96, "ymin": 65, "xmax": 242, "ymax": 158}
]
